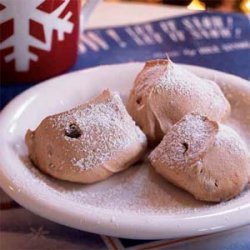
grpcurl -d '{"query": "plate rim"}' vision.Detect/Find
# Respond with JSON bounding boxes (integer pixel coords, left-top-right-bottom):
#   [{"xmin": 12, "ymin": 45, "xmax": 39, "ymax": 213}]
[{"xmin": 0, "ymin": 62, "xmax": 250, "ymax": 240}]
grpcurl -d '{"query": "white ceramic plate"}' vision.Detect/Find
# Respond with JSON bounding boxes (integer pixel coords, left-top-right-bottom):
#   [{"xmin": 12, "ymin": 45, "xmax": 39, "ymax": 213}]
[{"xmin": 0, "ymin": 63, "xmax": 250, "ymax": 240}]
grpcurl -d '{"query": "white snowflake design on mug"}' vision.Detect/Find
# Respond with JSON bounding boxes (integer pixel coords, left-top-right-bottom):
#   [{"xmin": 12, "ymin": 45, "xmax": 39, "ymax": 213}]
[{"xmin": 0, "ymin": 0, "xmax": 74, "ymax": 72}]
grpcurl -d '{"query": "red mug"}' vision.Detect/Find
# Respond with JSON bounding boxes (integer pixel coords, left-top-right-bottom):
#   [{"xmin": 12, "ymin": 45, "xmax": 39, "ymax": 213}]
[{"xmin": 0, "ymin": 0, "xmax": 100, "ymax": 83}]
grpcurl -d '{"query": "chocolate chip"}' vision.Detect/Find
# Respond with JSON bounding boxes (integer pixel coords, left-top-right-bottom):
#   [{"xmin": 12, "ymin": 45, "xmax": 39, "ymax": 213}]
[
  {"xmin": 182, "ymin": 142, "xmax": 189, "ymax": 154},
  {"xmin": 201, "ymin": 116, "xmax": 207, "ymax": 121},
  {"xmin": 136, "ymin": 97, "xmax": 142, "ymax": 105},
  {"xmin": 65, "ymin": 123, "xmax": 82, "ymax": 138}
]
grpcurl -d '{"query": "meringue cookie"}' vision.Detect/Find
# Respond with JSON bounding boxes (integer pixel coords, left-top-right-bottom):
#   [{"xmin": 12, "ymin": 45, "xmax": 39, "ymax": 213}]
[
  {"xmin": 26, "ymin": 90, "xmax": 147, "ymax": 184},
  {"xmin": 127, "ymin": 59, "xmax": 231, "ymax": 145},
  {"xmin": 149, "ymin": 113, "xmax": 250, "ymax": 202}
]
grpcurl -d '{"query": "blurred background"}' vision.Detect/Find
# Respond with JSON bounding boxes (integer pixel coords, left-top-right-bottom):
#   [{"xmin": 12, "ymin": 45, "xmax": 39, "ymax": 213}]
[{"xmin": 105, "ymin": 0, "xmax": 250, "ymax": 14}]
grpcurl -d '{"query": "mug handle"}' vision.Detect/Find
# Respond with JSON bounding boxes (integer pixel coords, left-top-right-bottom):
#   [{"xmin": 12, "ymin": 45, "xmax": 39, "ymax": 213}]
[{"xmin": 80, "ymin": 0, "xmax": 101, "ymax": 32}]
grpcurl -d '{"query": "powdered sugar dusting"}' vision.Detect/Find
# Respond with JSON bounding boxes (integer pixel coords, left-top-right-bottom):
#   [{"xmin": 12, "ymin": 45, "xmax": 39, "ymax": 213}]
[
  {"xmin": 151, "ymin": 61, "xmax": 228, "ymax": 119},
  {"xmin": 216, "ymin": 125, "xmax": 249, "ymax": 156},
  {"xmin": 149, "ymin": 114, "xmax": 218, "ymax": 168},
  {"xmin": 9, "ymin": 63, "xmax": 250, "ymax": 222},
  {"xmin": 17, "ymin": 156, "xmax": 250, "ymax": 215},
  {"xmin": 49, "ymin": 91, "xmax": 146, "ymax": 171}
]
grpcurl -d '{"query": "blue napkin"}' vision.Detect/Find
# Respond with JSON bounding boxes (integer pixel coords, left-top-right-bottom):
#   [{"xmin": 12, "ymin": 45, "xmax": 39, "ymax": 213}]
[{"xmin": 1, "ymin": 12, "xmax": 250, "ymax": 108}]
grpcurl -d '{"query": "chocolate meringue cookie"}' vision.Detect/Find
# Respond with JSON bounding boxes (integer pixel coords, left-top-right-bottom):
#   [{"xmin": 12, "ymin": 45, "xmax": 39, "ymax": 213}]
[
  {"xmin": 149, "ymin": 113, "xmax": 250, "ymax": 202},
  {"xmin": 26, "ymin": 90, "xmax": 147, "ymax": 184},
  {"xmin": 127, "ymin": 59, "xmax": 231, "ymax": 145}
]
